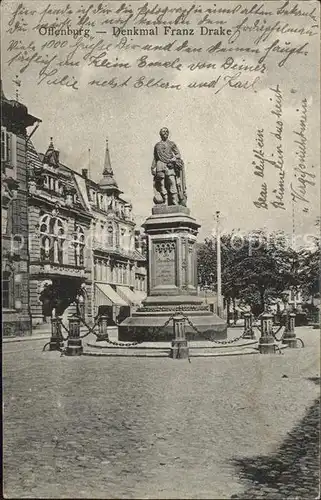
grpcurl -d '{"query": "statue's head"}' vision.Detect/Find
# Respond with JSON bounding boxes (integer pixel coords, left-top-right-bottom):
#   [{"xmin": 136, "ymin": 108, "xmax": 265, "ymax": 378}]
[{"xmin": 159, "ymin": 127, "xmax": 169, "ymax": 141}]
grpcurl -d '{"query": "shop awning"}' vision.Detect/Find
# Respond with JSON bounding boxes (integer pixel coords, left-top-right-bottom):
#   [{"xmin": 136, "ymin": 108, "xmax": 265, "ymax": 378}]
[
  {"xmin": 132, "ymin": 290, "xmax": 147, "ymax": 304},
  {"xmin": 95, "ymin": 283, "xmax": 127, "ymax": 307},
  {"xmin": 116, "ymin": 286, "xmax": 140, "ymax": 305}
]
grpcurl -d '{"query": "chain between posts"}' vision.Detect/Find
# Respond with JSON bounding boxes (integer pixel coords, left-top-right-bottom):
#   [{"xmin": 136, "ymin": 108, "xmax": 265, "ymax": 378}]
[
  {"xmin": 43, "ymin": 313, "xmax": 179, "ymax": 352},
  {"xmin": 177, "ymin": 312, "xmax": 249, "ymax": 345},
  {"xmin": 105, "ymin": 314, "xmax": 178, "ymax": 347}
]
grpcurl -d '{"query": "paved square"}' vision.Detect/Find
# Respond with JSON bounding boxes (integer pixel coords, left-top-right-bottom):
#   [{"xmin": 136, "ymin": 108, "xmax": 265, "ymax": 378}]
[{"xmin": 3, "ymin": 328, "xmax": 320, "ymax": 498}]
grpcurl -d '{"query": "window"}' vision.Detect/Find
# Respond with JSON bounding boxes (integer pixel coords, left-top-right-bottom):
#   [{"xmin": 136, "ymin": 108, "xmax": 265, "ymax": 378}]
[
  {"xmin": 2, "ymin": 271, "xmax": 12, "ymax": 308},
  {"xmin": 120, "ymin": 228, "xmax": 126, "ymax": 248},
  {"xmin": 1, "ymin": 127, "xmax": 10, "ymax": 163},
  {"xmin": 74, "ymin": 225, "xmax": 85, "ymax": 266},
  {"xmin": 57, "ymin": 182, "xmax": 64, "ymax": 195},
  {"xmin": 2, "ymin": 208, "xmax": 8, "ymax": 235},
  {"xmin": 107, "ymin": 225, "xmax": 113, "ymax": 247},
  {"xmin": 56, "ymin": 219, "xmax": 65, "ymax": 264},
  {"xmin": 39, "ymin": 214, "xmax": 66, "ymax": 264},
  {"xmin": 43, "ymin": 175, "xmax": 49, "ymax": 189}
]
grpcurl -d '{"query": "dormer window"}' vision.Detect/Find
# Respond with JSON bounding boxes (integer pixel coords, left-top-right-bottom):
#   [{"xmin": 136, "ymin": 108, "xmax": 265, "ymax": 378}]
[
  {"xmin": 1, "ymin": 127, "xmax": 10, "ymax": 163},
  {"xmin": 1, "ymin": 127, "xmax": 16, "ymax": 167},
  {"xmin": 43, "ymin": 175, "xmax": 49, "ymax": 189},
  {"xmin": 57, "ymin": 181, "xmax": 64, "ymax": 195}
]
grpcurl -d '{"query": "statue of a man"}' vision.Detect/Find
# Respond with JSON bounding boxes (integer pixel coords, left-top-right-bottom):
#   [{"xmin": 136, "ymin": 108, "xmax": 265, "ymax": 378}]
[{"xmin": 151, "ymin": 128, "xmax": 187, "ymax": 206}]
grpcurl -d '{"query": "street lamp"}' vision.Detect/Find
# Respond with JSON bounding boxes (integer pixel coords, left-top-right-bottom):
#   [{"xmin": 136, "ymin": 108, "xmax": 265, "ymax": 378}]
[{"xmin": 216, "ymin": 211, "xmax": 222, "ymax": 318}]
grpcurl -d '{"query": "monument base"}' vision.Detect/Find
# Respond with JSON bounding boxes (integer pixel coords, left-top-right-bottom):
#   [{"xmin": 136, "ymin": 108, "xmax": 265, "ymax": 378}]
[
  {"xmin": 118, "ymin": 306, "xmax": 227, "ymax": 342},
  {"xmin": 119, "ymin": 204, "xmax": 227, "ymax": 342}
]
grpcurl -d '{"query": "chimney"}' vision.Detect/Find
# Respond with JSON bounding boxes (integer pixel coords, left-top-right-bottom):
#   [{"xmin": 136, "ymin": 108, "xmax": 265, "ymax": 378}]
[{"xmin": 82, "ymin": 168, "xmax": 88, "ymax": 179}]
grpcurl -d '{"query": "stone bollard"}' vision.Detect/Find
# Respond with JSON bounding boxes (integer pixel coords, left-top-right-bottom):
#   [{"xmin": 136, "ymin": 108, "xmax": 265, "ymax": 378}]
[
  {"xmin": 243, "ymin": 312, "xmax": 255, "ymax": 339},
  {"xmin": 258, "ymin": 312, "xmax": 276, "ymax": 354},
  {"xmin": 282, "ymin": 312, "xmax": 297, "ymax": 348},
  {"xmin": 97, "ymin": 315, "xmax": 108, "ymax": 341},
  {"xmin": 66, "ymin": 316, "xmax": 83, "ymax": 356},
  {"xmin": 49, "ymin": 317, "xmax": 64, "ymax": 351},
  {"xmin": 170, "ymin": 315, "xmax": 189, "ymax": 360}
]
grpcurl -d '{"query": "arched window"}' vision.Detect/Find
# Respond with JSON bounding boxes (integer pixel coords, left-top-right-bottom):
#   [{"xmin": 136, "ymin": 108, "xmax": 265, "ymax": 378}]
[
  {"xmin": 39, "ymin": 214, "xmax": 65, "ymax": 264},
  {"xmin": 40, "ymin": 215, "xmax": 53, "ymax": 262},
  {"xmin": 56, "ymin": 219, "xmax": 65, "ymax": 264},
  {"xmin": 120, "ymin": 227, "xmax": 125, "ymax": 248},
  {"xmin": 107, "ymin": 224, "xmax": 113, "ymax": 247},
  {"xmin": 74, "ymin": 225, "xmax": 85, "ymax": 266}
]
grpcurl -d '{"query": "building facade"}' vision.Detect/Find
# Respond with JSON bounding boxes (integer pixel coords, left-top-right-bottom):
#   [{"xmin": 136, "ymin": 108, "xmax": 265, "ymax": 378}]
[
  {"xmin": 27, "ymin": 138, "xmax": 93, "ymax": 327},
  {"xmin": 26, "ymin": 137, "xmax": 146, "ymax": 331},
  {"xmin": 84, "ymin": 139, "xmax": 147, "ymax": 324},
  {"xmin": 2, "ymin": 85, "xmax": 146, "ymax": 336},
  {"xmin": 1, "ymin": 83, "xmax": 41, "ymax": 336}
]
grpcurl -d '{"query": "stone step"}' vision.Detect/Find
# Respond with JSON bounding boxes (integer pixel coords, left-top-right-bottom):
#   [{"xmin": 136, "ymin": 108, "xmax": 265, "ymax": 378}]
[
  {"xmin": 86, "ymin": 339, "xmax": 258, "ymax": 350},
  {"xmin": 83, "ymin": 346, "xmax": 259, "ymax": 358}
]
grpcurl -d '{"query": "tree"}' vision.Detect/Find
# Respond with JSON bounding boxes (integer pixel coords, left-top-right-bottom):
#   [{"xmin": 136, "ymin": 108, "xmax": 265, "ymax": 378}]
[
  {"xmin": 197, "ymin": 229, "xmax": 303, "ymax": 317},
  {"xmin": 299, "ymin": 238, "xmax": 320, "ymax": 305}
]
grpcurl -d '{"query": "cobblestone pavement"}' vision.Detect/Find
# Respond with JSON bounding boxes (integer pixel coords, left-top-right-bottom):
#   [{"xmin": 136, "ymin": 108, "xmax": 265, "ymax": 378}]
[
  {"xmin": 231, "ymin": 391, "xmax": 320, "ymax": 499},
  {"xmin": 3, "ymin": 328, "xmax": 320, "ymax": 499}
]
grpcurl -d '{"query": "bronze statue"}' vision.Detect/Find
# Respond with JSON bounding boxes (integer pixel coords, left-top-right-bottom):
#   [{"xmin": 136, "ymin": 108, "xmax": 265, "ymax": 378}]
[{"xmin": 151, "ymin": 128, "xmax": 187, "ymax": 206}]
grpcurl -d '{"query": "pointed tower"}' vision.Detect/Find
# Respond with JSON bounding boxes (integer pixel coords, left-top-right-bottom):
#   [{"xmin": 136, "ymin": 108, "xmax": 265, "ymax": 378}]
[
  {"xmin": 43, "ymin": 137, "xmax": 60, "ymax": 167},
  {"xmin": 99, "ymin": 138, "xmax": 122, "ymax": 194}
]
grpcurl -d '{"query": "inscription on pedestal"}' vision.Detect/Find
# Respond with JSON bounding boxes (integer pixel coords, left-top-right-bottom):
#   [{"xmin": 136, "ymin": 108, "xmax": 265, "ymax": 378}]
[{"xmin": 154, "ymin": 241, "xmax": 176, "ymax": 287}]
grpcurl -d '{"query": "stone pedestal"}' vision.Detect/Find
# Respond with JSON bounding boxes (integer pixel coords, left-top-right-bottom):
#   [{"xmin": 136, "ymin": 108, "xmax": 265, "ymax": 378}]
[
  {"xmin": 258, "ymin": 312, "xmax": 276, "ymax": 354},
  {"xmin": 119, "ymin": 205, "xmax": 227, "ymax": 341},
  {"xmin": 49, "ymin": 317, "xmax": 64, "ymax": 351},
  {"xmin": 96, "ymin": 314, "xmax": 109, "ymax": 341},
  {"xmin": 170, "ymin": 315, "xmax": 189, "ymax": 359},
  {"xmin": 66, "ymin": 317, "xmax": 83, "ymax": 356},
  {"xmin": 282, "ymin": 312, "xmax": 297, "ymax": 348},
  {"xmin": 243, "ymin": 312, "xmax": 255, "ymax": 339}
]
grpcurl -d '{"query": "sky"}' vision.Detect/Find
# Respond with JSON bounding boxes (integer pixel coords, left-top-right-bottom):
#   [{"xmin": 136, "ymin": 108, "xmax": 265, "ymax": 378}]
[{"xmin": 1, "ymin": 0, "xmax": 320, "ymax": 242}]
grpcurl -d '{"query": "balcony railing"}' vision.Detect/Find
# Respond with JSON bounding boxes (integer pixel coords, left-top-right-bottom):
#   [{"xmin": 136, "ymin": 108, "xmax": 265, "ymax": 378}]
[{"xmin": 30, "ymin": 261, "xmax": 86, "ymax": 277}]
